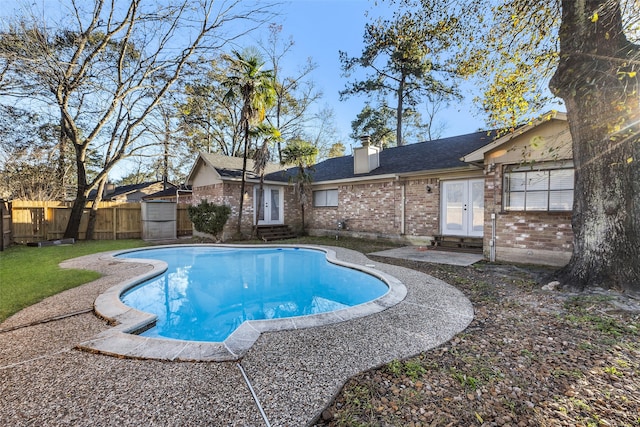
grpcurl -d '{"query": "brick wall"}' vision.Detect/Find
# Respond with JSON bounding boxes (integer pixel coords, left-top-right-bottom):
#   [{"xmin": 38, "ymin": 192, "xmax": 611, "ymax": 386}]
[
  {"xmin": 192, "ymin": 183, "xmax": 225, "ymax": 205},
  {"xmin": 193, "ymin": 182, "xmax": 303, "ymax": 238},
  {"xmin": 403, "ymin": 178, "xmax": 440, "ymax": 237},
  {"xmin": 309, "ymin": 182, "xmax": 399, "ymax": 235},
  {"xmin": 308, "ymin": 178, "xmax": 440, "ymax": 242},
  {"xmin": 282, "ymin": 186, "xmax": 303, "ymax": 232},
  {"xmin": 339, "ymin": 182, "xmax": 399, "ymax": 233},
  {"xmin": 192, "ymin": 182, "xmax": 254, "ymax": 238},
  {"xmin": 309, "ymin": 204, "xmax": 339, "ymax": 231},
  {"xmin": 484, "ymin": 166, "xmax": 574, "ymax": 266}
]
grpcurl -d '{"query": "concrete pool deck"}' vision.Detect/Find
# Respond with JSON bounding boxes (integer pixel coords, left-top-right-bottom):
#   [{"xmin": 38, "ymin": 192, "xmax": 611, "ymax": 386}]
[
  {"xmin": 370, "ymin": 246, "xmax": 484, "ymax": 266},
  {"xmin": 0, "ymin": 245, "xmax": 474, "ymax": 426}
]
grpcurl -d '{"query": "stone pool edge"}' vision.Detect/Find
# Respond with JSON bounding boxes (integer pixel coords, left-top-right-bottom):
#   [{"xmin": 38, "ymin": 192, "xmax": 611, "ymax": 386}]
[{"xmin": 76, "ymin": 244, "xmax": 408, "ymax": 362}]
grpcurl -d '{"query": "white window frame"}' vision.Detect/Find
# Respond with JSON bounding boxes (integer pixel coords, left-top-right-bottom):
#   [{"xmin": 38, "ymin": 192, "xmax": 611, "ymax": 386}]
[
  {"xmin": 313, "ymin": 189, "xmax": 338, "ymax": 207},
  {"xmin": 503, "ymin": 161, "xmax": 574, "ymax": 212}
]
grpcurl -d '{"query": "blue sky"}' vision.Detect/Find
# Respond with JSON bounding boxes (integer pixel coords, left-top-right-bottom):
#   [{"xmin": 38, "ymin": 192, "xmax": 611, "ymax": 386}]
[{"xmin": 260, "ymin": 0, "xmax": 487, "ymax": 143}]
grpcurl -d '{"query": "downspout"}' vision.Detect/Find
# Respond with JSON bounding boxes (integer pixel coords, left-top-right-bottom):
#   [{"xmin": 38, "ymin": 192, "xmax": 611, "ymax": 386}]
[
  {"xmin": 490, "ymin": 212, "xmax": 496, "ymax": 262},
  {"xmin": 489, "ymin": 163, "xmax": 497, "ymax": 262},
  {"xmin": 400, "ymin": 178, "xmax": 406, "ymax": 235}
]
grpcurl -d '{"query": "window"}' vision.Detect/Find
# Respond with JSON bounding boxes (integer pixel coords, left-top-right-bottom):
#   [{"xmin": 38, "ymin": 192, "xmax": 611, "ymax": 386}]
[
  {"xmin": 504, "ymin": 162, "xmax": 574, "ymax": 212},
  {"xmin": 313, "ymin": 189, "xmax": 338, "ymax": 207}
]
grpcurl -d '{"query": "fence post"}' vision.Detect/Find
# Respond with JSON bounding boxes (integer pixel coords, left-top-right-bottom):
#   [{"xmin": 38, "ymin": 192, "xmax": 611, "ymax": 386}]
[
  {"xmin": 113, "ymin": 205, "xmax": 117, "ymax": 240},
  {"xmin": 0, "ymin": 199, "xmax": 4, "ymax": 251},
  {"xmin": 44, "ymin": 202, "xmax": 50, "ymax": 240},
  {"xmin": 0, "ymin": 199, "xmax": 11, "ymax": 250}
]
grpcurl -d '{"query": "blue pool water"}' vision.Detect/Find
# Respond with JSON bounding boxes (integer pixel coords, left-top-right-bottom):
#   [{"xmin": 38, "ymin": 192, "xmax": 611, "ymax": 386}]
[{"xmin": 118, "ymin": 246, "xmax": 388, "ymax": 342}]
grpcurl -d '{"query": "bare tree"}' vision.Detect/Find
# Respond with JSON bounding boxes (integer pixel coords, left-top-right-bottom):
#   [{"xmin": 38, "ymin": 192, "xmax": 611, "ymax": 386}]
[
  {"xmin": 259, "ymin": 24, "xmax": 324, "ymax": 162},
  {"xmin": 0, "ymin": 106, "xmax": 72, "ymax": 200},
  {"xmin": 0, "ymin": 0, "xmax": 275, "ymax": 239}
]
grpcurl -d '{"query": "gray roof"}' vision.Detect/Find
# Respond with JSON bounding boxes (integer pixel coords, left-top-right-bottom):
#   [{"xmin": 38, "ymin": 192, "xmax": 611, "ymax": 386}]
[
  {"xmin": 199, "ymin": 152, "xmax": 284, "ymax": 180},
  {"xmin": 88, "ymin": 181, "xmax": 171, "ymax": 201},
  {"xmin": 143, "ymin": 184, "xmax": 192, "ymax": 200},
  {"xmin": 265, "ymin": 130, "xmax": 497, "ymax": 183}
]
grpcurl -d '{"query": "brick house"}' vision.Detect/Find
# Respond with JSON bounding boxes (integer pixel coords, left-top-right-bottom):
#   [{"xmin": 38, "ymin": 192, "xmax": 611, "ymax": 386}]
[
  {"xmin": 461, "ymin": 111, "xmax": 573, "ymax": 266},
  {"xmin": 187, "ymin": 111, "xmax": 574, "ymax": 266},
  {"xmin": 185, "ymin": 152, "xmax": 292, "ymax": 239}
]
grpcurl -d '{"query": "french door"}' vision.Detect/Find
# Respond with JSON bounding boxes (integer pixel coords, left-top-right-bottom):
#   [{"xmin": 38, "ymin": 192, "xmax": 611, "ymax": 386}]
[
  {"xmin": 254, "ymin": 185, "xmax": 283, "ymax": 225},
  {"xmin": 440, "ymin": 179, "xmax": 484, "ymax": 237}
]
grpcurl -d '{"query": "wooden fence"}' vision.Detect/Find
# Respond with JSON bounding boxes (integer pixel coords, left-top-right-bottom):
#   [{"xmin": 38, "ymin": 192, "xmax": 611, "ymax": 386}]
[
  {"xmin": 10, "ymin": 200, "xmax": 193, "ymax": 244},
  {"xmin": 1, "ymin": 199, "xmax": 11, "ymax": 250}
]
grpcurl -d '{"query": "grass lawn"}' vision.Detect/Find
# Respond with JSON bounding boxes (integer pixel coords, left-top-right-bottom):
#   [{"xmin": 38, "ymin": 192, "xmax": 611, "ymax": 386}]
[{"xmin": 0, "ymin": 240, "xmax": 148, "ymax": 323}]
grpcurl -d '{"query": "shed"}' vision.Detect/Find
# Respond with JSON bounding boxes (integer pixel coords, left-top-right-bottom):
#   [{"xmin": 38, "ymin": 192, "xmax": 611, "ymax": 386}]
[{"xmin": 141, "ymin": 201, "xmax": 176, "ymax": 241}]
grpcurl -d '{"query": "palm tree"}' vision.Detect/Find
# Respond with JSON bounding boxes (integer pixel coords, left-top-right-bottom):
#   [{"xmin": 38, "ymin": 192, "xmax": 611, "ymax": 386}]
[
  {"xmin": 280, "ymin": 139, "xmax": 318, "ymax": 235},
  {"xmin": 252, "ymin": 123, "xmax": 281, "ymax": 237},
  {"xmin": 223, "ymin": 49, "xmax": 277, "ymax": 236}
]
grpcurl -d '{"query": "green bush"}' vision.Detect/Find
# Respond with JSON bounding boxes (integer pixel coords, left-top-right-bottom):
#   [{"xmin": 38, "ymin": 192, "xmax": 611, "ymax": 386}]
[{"xmin": 187, "ymin": 200, "xmax": 231, "ymax": 239}]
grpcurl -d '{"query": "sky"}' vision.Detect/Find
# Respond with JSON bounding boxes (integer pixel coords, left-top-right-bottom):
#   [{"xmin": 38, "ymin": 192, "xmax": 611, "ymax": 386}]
[{"xmin": 251, "ymin": 0, "xmax": 487, "ymax": 144}]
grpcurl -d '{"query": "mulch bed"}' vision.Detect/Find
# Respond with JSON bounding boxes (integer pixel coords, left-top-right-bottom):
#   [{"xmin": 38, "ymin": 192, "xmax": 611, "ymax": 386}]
[{"xmin": 314, "ymin": 258, "xmax": 640, "ymax": 427}]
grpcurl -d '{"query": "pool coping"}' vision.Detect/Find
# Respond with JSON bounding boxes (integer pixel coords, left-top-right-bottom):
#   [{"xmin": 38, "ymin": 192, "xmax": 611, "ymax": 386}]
[{"xmin": 77, "ymin": 244, "xmax": 408, "ymax": 361}]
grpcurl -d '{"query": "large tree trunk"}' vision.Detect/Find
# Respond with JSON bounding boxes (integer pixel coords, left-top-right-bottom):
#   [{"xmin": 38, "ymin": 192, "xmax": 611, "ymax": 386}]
[
  {"xmin": 550, "ymin": 0, "xmax": 640, "ymax": 295},
  {"xmin": 86, "ymin": 176, "xmax": 108, "ymax": 240},
  {"xmin": 56, "ymin": 118, "xmax": 67, "ymax": 198},
  {"xmin": 63, "ymin": 143, "xmax": 89, "ymax": 240},
  {"xmin": 64, "ymin": 189, "xmax": 87, "ymax": 240},
  {"xmin": 236, "ymin": 122, "xmax": 250, "ymax": 236}
]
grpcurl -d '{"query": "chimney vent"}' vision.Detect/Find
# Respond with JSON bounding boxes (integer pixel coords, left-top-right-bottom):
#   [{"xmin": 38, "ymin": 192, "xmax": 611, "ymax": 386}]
[
  {"xmin": 353, "ymin": 145, "xmax": 380, "ymax": 174},
  {"xmin": 103, "ymin": 182, "xmax": 116, "ymax": 197}
]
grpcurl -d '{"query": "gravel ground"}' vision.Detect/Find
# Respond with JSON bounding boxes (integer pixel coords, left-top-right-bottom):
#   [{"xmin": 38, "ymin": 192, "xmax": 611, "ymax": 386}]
[{"xmin": 315, "ymin": 257, "xmax": 640, "ymax": 427}]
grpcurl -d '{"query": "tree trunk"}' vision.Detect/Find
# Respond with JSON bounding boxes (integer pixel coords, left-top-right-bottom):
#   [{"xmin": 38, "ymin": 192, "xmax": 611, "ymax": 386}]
[
  {"xmin": 298, "ymin": 165, "xmax": 306, "ymax": 235},
  {"xmin": 396, "ymin": 75, "xmax": 405, "ymax": 146},
  {"xmin": 550, "ymin": 0, "xmax": 640, "ymax": 295},
  {"xmin": 56, "ymin": 118, "xmax": 67, "ymax": 198},
  {"xmin": 86, "ymin": 176, "xmax": 107, "ymax": 240},
  {"xmin": 236, "ymin": 121, "xmax": 249, "ymax": 236},
  {"xmin": 253, "ymin": 178, "xmax": 264, "ymax": 239},
  {"xmin": 63, "ymin": 145, "xmax": 89, "ymax": 240},
  {"xmin": 64, "ymin": 192, "xmax": 86, "ymax": 240}
]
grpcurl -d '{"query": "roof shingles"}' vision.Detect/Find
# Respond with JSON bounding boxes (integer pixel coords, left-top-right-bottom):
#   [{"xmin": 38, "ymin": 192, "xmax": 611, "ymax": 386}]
[{"xmin": 265, "ymin": 130, "xmax": 496, "ymax": 183}]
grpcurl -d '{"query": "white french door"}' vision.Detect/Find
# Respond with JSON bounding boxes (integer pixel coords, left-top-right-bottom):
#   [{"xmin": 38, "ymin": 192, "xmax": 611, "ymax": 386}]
[
  {"xmin": 440, "ymin": 179, "xmax": 484, "ymax": 237},
  {"xmin": 254, "ymin": 185, "xmax": 284, "ymax": 225}
]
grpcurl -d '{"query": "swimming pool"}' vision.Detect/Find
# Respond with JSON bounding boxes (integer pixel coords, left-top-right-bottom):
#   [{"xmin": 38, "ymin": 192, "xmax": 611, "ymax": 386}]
[
  {"xmin": 82, "ymin": 244, "xmax": 407, "ymax": 361},
  {"xmin": 118, "ymin": 246, "xmax": 389, "ymax": 342}
]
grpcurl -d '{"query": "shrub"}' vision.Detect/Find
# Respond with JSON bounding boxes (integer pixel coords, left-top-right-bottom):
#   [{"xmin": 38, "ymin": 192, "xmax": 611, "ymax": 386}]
[{"xmin": 187, "ymin": 200, "xmax": 231, "ymax": 240}]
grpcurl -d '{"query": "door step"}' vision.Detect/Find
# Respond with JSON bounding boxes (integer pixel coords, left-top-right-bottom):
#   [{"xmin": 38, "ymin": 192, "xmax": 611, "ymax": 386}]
[
  {"xmin": 256, "ymin": 225, "xmax": 297, "ymax": 241},
  {"xmin": 431, "ymin": 235, "xmax": 483, "ymax": 253}
]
